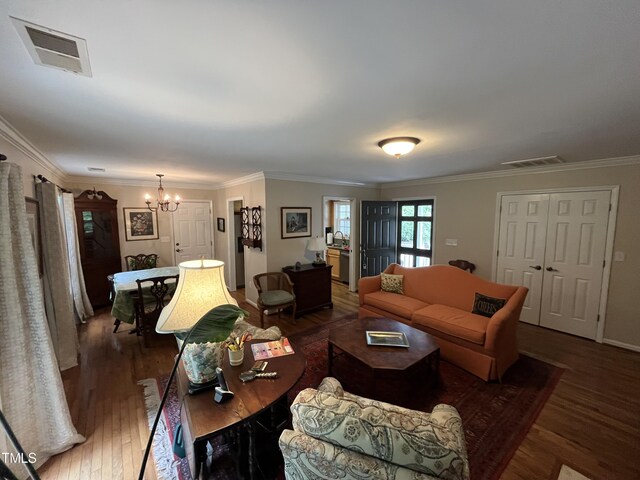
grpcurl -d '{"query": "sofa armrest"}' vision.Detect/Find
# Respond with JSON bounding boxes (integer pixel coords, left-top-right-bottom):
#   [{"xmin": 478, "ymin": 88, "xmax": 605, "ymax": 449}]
[
  {"xmin": 290, "ymin": 388, "xmax": 468, "ymax": 479},
  {"xmin": 279, "ymin": 430, "xmax": 439, "ymax": 480},
  {"xmin": 484, "ymin": 286, "xmax": 528, "ymax": 352},
  {"xmin": 358, "ymin": 275, "xmax": 381, "ymax": 305}
]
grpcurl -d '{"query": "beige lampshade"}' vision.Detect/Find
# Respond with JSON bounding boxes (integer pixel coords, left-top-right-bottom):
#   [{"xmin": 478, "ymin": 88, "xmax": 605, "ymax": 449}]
[
  {"xmin": 306, "ymin": 236, "xmax": 327, "ymax": 252},
  {"xmin": 156, "ymin": 259, "xmax": 237, "ymax": 333}
]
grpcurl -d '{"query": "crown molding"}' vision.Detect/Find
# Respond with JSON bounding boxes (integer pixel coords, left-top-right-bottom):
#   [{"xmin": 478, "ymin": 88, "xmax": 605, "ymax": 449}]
[
  {"xmin": 220, "ymin": 171, "xmax": 265, "ymax": 188},
  {"xmin": 380, "ymin": 155, "xmax": 640, "ymax": 189},
  {"xmin": 264, "ymin": 171, "xmax": 378, "ymax": 188},
  {"xmin": 65, "ymin": 174, "xmax": 216, "ymax": 190},
  {"xmin": 0, "ymin": 114, "xmax": 67, "ymax": 179}
]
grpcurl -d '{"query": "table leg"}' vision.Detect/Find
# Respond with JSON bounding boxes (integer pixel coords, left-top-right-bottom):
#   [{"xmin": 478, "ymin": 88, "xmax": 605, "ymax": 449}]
[
  {"xmin": 193, "ymin": 440, "xmax": 207, "ymax": 479},
  {"xmin": 247, "ymin": 420, "xmax": 256, "ymax": 480}
]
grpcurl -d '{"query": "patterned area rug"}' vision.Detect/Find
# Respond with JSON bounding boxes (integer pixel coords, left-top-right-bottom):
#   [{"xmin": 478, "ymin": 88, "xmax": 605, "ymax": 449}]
[{"xmin": 142, "ymin": 317, "xmax": 563, "ymax": 480}]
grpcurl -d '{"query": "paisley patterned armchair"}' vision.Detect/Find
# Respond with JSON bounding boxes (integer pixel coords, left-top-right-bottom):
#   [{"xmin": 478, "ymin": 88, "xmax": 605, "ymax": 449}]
[{"xmin": 279, "ymin": 377, "xmax": 469, "ymax": 480}]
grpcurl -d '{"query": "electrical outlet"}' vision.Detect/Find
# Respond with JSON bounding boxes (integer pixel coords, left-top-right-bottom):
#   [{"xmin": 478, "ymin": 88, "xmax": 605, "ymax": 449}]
[
  {"xmin": 614, "ymin": 251, "xmax": 625, "ymax": 262},
  {"xmin": 445, "ymin": 238, "xmax": 458, "ymax": 246}
]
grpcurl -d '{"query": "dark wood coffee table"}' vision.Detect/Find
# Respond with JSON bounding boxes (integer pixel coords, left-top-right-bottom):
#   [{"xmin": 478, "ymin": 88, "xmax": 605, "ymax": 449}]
[
  {"xmin": 328, "ymin": 317, "xmax": 440, "ymax": 406},
  {"xmin": 177, "ymin": 339, "xmax": 305, "ymax": 479}
]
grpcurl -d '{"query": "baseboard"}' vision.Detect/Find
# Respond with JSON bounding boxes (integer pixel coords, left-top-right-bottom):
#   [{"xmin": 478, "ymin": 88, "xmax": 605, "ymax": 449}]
[{"xmin": 602, "ymin": 338, "xmax": 640, "ymax": 353}]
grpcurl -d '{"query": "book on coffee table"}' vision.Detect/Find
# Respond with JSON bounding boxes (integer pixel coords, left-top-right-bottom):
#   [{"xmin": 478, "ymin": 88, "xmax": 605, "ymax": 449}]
[{"xmin": 366, "ymin": 331, "xmax": 410, "ymax": 348}]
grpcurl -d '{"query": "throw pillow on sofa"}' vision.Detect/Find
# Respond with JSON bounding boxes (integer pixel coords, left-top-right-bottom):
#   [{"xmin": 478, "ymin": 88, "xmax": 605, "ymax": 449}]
[
  {"xmin": 472, "ymin": 292, "xmax": 506, "ymax": 317},
  {"xmin": 381, "ymin": 273, "xmax": 404, "ymax": 294}
]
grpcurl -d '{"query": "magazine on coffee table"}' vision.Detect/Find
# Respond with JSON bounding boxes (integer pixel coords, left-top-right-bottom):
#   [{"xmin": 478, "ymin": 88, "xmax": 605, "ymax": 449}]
[
  {"xmin": 251, "ymin": 337, "xmax": 295, "ymax": 360},
  {"xmin": 366, "ymin": 331, "xmax": 410, "ymax": 348}
]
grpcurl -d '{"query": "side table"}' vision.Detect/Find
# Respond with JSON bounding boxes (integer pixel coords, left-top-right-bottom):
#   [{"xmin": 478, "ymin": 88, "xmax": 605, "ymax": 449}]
[{"xmin": 282, "ymin": 263, "xmax": 333, "ymax": 317}]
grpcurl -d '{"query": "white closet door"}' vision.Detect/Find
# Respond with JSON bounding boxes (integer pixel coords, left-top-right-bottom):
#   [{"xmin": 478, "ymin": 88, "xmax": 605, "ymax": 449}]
[
  {"xmin": 496, "ymin": 194, "xmax": 550, "ymax": 325},
  {"xmin": 540, "ymin": 191, "xmax": 610, "ymax": 339}
]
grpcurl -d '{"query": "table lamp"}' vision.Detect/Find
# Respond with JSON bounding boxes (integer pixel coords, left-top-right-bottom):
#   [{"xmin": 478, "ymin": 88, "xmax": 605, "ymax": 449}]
[
  {"xmin": 307, "ymin": 236, "xmax": 327, "ymax": 266},
  {"xmin": 139, "ymin": 259, "xmax": 246, "ymax": 480}
]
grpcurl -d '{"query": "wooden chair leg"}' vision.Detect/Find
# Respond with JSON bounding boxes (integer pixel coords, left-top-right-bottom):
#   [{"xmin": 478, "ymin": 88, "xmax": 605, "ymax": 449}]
[
  {"xmin": 291, "ymin": 302, "xmax": 296, "ymax": 323},
  {"xmin": 260, "ymin": 309, "xmax": 264, "ymax": 329},
  {"xmin": 113, "ymin": 319, "xmax": 121, "ymax": 333}
]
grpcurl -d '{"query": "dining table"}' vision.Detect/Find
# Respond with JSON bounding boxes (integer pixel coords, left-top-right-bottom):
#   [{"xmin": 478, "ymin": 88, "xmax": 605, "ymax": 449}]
[{"xmin": 110, "ymin": 266, "xmax": 179, "ymax": 331}]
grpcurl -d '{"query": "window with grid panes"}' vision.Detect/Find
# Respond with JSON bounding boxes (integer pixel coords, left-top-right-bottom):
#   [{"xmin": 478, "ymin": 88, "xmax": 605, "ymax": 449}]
[
  {"xmin": 398, "ymin": 200, "xmax": 433, "ymax": 267},
  {"xmin": 333, "ymin": 202, "xmax": 351, "ymax": 238}
]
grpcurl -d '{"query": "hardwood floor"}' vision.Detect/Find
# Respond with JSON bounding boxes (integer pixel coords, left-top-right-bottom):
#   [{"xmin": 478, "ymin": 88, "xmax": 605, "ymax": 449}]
[{"xmin": 38, "ymin": 281, "xmax": 640, "ymax": 480}]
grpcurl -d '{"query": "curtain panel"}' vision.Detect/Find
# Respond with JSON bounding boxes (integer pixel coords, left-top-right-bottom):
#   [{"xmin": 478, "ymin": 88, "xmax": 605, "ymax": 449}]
[
  {"xmin": 36, "ymin": 182, "xmax": 80, "ymax": 370},
  {"xmin": 61, "ymin": 192, "xmax": 94, "ymax": 322},
  {"xmin": 0, "ymin": 162, "xmax": 84, "ymax": 472}
]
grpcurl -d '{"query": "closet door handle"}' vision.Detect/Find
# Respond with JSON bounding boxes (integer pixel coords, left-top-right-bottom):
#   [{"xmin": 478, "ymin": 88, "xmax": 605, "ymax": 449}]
[
  {"xmin": 529, "ymin": 265, "xmax": 542, "ymax": 270},
  {"xmin": 546, "ymin": 266, "xmax": 558, "ymax": 272}
]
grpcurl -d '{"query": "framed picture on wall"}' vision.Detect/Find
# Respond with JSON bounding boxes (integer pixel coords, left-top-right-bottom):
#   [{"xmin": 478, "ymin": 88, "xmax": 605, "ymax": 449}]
[
  {"xmin": 25, "ymin": 197, "xmax": 43, "ymax": 277},
  {"xmin": 123, "ymin": 207, "xmax": 159, "ymax": 241},
  {"xmin": 217, "ymin": 217, "xmax": 225, "ymax": 232},
  {"xmin": 281, "ymin": 207, "xmax": 312, "ymax": 239}
]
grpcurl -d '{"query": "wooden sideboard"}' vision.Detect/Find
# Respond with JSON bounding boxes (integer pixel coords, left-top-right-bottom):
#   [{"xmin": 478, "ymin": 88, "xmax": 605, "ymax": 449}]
[{"xmin": 282, "ymin": 264, "xmax": 333, "ymax": 317}]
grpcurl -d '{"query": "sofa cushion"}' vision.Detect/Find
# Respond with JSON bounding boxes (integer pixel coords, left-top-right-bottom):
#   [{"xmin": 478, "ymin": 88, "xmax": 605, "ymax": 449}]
[
  {"xmin": 261, "ymin": 290, "xmax": 295, "ymax": 306},
  {"xmin": 363, "ymin": 291, "xmax": 429, "ymax": 318},
  {"xmin": 381, "ymin": 273, "xmax": 404, "ymax": 294},
  {"xmin": 412, "ymin": 305, "xmax": 489, "ymax": 345}
]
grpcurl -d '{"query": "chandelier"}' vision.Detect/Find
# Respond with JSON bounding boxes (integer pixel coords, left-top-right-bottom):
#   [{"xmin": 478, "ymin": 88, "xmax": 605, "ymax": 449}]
[{"xmin": 145, "ymin": 174, "xmax": 181, "ymax": 212}]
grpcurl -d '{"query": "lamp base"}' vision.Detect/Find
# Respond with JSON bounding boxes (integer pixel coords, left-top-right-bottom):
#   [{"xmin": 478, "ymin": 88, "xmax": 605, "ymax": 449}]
[{"xmin": 188, "ymin": 378, "xmax": 219, "ymax": 395}]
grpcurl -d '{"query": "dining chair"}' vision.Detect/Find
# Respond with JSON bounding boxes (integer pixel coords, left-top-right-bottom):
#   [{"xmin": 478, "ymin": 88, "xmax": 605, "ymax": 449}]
[
  {"xmin": 253, "ymin": 272, "xmax": 296, "ymax": 329},
  {"xmin": 125, "ymin": 253, "xmax": 159, "ymax": 271},
  {"xmin": 135, "ymin": 274, "xmax": 179, "ymax": 347}
]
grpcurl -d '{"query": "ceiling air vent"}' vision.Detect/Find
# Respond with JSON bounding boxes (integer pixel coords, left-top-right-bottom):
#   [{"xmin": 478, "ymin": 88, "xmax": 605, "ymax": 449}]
[
  {"xmin": 501, "ymin": 155, "xmax": 564, "ymax": 168},
  {"xmin": 11, "ymin": 17, "xmax": 92, "ymax": 77},
  {"xmin": 87, "ymin": 167, "xmax": 105, "ymax": 172}
]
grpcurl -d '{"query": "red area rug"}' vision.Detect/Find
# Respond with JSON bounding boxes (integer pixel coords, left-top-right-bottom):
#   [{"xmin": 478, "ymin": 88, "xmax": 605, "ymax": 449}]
[{"xmin": 145, "ymin": 319, "xmax": 563, "ymax": 480}]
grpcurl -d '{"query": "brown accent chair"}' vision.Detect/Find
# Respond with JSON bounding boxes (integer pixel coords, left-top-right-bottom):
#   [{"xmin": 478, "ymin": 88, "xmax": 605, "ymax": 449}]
[
  {"xmin": 448, "ymin": 259, "xmax": 476, "ymax": 273},
  {"xmin": 359, "ymin": 264, "xmax": 528, "ymax": 381},
  {"xmin": 135, "ymin": 275, "xmax": 178, "ymax": 347},
  {"xmin": 125, "ymin": 253, "xmax": 158, "ymax": 271},
  {"xmin": 253, "ymin": 272, "xmax": 296, "ymax": 328}
]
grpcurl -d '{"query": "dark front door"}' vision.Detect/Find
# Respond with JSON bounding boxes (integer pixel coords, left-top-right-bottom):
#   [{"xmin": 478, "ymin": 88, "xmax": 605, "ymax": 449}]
[{"xmin": 360, "ymin": 201, "xmax": 397, "ymax": 278}]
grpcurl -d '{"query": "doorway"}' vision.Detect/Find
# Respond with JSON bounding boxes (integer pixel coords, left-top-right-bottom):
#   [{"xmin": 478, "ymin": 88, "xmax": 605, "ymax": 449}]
[
  {"xmin": 171, "ymin": 200, "xmax": 213, "ymax": 264},
  {"xmin": 323, "ymin": 196, "xmax": 357, "ymax": 291},
  {"xmin": 494, "ymin": 187, "xmax": 618, "ymax": 341},
  {"xmin": 227, "ymin": 197, "xmax": 245, "ymax": 291}
]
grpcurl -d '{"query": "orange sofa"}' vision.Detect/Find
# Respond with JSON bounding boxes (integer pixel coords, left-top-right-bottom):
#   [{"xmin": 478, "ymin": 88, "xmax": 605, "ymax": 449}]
[{"xmin": 358, "ymin": 264, "xmax": 528, "ymax": 381}]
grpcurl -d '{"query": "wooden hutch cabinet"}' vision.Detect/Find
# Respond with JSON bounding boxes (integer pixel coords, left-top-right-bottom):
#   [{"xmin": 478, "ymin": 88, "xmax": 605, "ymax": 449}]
[{"xmin": 74, "ymin": 190, "xmax": 121, "ymax": 308}]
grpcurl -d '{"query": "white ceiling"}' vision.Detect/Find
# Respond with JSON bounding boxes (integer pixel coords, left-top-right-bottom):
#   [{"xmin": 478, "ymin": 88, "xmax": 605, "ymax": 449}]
[{"xmin": 1, "ymin": 0, "xmax": 639, "ymax": 186}]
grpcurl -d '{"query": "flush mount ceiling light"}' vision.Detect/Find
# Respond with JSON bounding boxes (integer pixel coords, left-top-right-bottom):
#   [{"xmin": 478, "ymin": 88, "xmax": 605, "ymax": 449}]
[{"xmin": 378, "ymin": 137, "xmax": 421, "ymax": 158}]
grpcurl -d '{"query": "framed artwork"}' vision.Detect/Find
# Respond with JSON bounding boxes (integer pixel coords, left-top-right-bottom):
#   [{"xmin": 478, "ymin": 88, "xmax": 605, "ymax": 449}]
[
  {"xmin": 281, "ymin": 207, "xmax": 312, "ymax": 239},
  {"xmin": 25, "ymin": 197, "xmax": 43, "ymax": 277},
  {"xmin": 123, "ymin": 207, "xmax": 159, "ymax": 241},
  {"xmin": 217, "ymin": 217, "xmax": 225, "ymax": 232}
]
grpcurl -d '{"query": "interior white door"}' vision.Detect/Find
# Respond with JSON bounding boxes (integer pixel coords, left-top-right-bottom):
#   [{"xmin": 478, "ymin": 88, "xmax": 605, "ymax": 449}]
[
  {"xmin": 496, "ymin": 194, "xmax": 550, "ymax": 325},
  {"xmin": 172, "ymin": 201, "xmax": 213, "ymax": 264},
  {"xmin": 540, "ymin": 191, "xmax": 610, "ymax": 339}
]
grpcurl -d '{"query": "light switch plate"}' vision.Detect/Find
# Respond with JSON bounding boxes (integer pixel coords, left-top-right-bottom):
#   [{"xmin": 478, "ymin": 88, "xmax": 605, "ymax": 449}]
[
  {"xmin": 614, "ymin": 251, "xmax": 625, "ymax": 261},
  {"xmin": 445, "ymin": 238, "xmax": 458, "ymax": 246}
]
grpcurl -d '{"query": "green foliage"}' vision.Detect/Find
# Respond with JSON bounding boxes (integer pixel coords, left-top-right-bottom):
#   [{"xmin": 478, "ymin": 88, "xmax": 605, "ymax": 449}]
[{"xmin": 175, "ymin": 304, "xmax": 249, "ymax": 343}]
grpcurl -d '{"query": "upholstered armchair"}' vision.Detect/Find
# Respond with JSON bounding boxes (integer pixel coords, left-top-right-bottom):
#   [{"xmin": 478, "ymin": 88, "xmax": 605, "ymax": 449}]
[{"xmin": 279, "ymin": 377, "xmax": 469, "ymax": 480}]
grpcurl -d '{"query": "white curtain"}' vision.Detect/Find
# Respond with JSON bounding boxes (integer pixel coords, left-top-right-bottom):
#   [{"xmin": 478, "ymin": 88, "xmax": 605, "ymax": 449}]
[
  {"xmin": 0, "ymin": 162, "xmax": 85, "ymax": 472},
  {"xmin": 61, "ymin": 193, "xmax": 94, "ymax": 322},
  {"xmin": 36, "ymin": 182, "xmax": 80, "ymax": 370}
]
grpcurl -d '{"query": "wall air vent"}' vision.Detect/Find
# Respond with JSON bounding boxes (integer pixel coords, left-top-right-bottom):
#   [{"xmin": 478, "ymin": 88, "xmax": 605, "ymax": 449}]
[
  {"xmin": 11, "ymin": 17, "xmax": 92, "ymax": 77},
  {"xmin": 501, "ymin": 155, "xmax": 564, "ymax": 168},
  {"xmin": 87, "ymin": 167, "xmax": 105, "ymax": 172}
]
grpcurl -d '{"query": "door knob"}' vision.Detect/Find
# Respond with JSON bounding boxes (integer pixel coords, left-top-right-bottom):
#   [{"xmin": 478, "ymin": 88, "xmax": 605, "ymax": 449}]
[
  {"xmin": 529, "ymin": 265, "xmax": 542, "ymax": 270},
  {"xmin": 176, "ymin": 248, "xmax": 183, "ymax": 253},
  {"xmin": 546, "ymin": 266, "xmax": 558, "ymax": 272}
]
